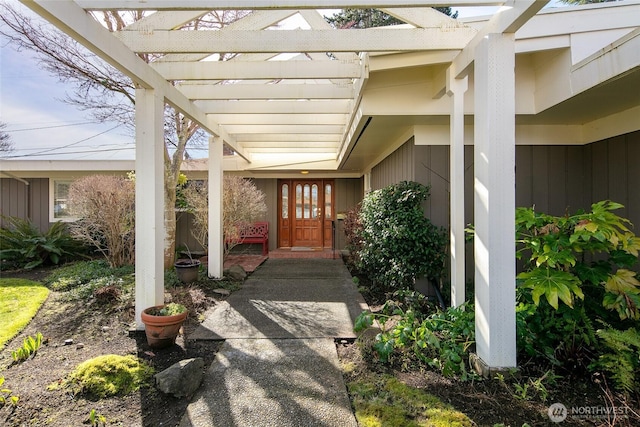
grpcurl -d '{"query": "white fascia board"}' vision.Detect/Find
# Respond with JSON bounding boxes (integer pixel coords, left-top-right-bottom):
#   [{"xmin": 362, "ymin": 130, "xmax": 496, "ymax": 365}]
[
  {"xmin": 582, "ymin": 105, "xmax": 640, "ymax": 143},
  {"xmin": 151, "ymin": 60, "xmax": 362, "ymax": 80},
  {"xmin": 79, "ymin": 1, "xmax": 504, "ymax": 11},
  {"xmin": 195, "ymin": 99, "xmax": 351, "ymax": 114},
  {"xmin": 570, "ymin": 28, "xmax": 640, "ymax": 95},
  {"xmin": 115, "ymin": 28, "xmax": 477, "ymax": 53},
  {"xmin": 413, "ymin": 124, "xmax": 587, "ymax": 146},
  {"xmin": 176, "ymin": 83, "xmax": 355, "ymax": 100},
  {"xmin": 21, "ymin": 0, "xmax": 248, "ymax": 162},
  {"xmin": 516, "ymin": 1, "xmax": 640, "ymax": 40},
  {"xmin": 0, "ymin": 159, "xmax": 136, "ymax": 172}
]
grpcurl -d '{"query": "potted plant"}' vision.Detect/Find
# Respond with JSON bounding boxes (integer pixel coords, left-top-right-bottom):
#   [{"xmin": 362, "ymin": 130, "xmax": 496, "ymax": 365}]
[
  {"xmin": 140, "ymin": 303, "xmax": 188, "ymax": 348},
  {"xmin": 174, "ymin": 246, "xmax": 201, "ymax": 284}
]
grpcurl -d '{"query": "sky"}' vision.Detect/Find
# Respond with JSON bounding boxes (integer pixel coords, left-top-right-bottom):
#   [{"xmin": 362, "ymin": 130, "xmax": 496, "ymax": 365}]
[{"xmin": 0, "ymin": 2, "xmax": 565, "ymax": 161}]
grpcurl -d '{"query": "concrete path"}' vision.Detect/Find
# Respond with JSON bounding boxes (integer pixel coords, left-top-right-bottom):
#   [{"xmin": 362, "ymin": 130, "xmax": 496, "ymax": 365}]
[{"xmin": 180, "ymin": 259, "xmax": 368, "ymax": 427}]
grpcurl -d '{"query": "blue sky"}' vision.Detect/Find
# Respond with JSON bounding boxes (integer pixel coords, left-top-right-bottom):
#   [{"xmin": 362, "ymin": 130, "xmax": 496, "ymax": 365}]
[{"xmin": 0, "ymin": 2, "xmax": 565, "ymax": 161}]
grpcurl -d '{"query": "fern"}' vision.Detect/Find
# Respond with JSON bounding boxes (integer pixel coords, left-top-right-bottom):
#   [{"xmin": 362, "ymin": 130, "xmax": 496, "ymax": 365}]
[{"xmin": 590, "ymin": 327, "xmax": 640, "ymax": 394}]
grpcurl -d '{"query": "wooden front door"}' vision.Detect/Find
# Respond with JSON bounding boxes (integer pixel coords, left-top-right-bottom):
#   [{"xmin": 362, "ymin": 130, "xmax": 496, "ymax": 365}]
[{"xmin": 278, "ymin": 180, "xmax": 334, "ymax": 248}]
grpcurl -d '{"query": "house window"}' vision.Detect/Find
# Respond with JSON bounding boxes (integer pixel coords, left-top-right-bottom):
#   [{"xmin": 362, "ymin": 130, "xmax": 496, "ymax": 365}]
[{"xmin": 51, "ymin": 179, "xmax": 76, "ymax": 221}]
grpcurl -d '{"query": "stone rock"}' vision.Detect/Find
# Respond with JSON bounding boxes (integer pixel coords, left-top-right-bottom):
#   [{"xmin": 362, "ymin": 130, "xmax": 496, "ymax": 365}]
[
  {"xmin": 213, "ymin": 288, "xmax": 231, "ymax": 297},
  {"xmin": 155, "ymin": 358, "xmax": 204, "ymax": 398},
  {"xmin": 224, "ymin": 264, "xmax": 247, "ymax": 281}
]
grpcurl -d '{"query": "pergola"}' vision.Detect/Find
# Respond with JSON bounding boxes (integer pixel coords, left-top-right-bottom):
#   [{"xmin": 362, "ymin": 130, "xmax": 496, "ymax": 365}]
[{"xmin": 20, "ymin": 0, "xmax": 640, "ymax": 372}]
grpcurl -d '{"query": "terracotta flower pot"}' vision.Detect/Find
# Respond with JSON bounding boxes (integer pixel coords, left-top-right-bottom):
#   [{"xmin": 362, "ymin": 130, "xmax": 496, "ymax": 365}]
[{"xmin": 141, "ymin": 305, "xmax": 188, "ymax": 348}]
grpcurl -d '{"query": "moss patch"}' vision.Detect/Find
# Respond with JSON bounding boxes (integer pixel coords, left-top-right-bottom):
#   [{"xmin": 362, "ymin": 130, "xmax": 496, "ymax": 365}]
[
  {"xmin": 348, "ymin": 375, "xmax": 473, "ymax": 427},
  {"xmin": 0, "ymin": 278, "xmax": 49, "ymax": 349},
  {"xmin": 58, "ymin": 354, "xmax": 154, "ymax": 398}
]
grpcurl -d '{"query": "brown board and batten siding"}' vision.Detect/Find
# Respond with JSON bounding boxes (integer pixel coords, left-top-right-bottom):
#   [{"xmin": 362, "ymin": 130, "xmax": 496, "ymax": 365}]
[
  {"xmin": 0, "ymin": 177, "xmax": 49, "ymax": 232},
  {"xmin": 369, "ymin": 130, "xmax": 640, "ymax": 276}
]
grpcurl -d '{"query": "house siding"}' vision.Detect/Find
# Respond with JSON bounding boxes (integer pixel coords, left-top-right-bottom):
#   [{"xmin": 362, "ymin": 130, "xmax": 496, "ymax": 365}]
[
  {"xmin": 370, "ymin": 130, "xmax": 640, "ymax": 280},
  {"xmin": 0, "ymin": 177, "xmax": 49, "ymax": 232}
]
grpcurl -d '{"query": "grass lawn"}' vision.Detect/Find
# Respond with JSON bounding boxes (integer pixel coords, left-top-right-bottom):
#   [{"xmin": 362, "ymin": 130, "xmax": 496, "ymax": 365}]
[{"xmin": 0, "ymin": 278, "xmax": 50, "ymax": 349}]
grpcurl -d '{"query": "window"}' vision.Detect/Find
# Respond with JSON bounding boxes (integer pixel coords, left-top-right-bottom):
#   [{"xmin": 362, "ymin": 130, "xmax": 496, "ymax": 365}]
[{"xmin": 50, "ymin": 179, "xmax": 77, "ymax": 221}]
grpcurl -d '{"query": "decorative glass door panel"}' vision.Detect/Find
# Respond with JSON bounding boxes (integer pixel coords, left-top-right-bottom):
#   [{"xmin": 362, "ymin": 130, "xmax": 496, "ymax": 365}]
[{"xmin": 278, "ymin": 180, "xmax": 334, "ymax": 249}]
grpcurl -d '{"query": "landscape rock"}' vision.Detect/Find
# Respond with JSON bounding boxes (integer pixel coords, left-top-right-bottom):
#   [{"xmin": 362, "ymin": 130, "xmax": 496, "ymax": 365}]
[
  {"xmin": 155, "ymin": 358, "xmax": 204, "ymax": 398},
  {"xmin": 213, "ymin": 288, "xmax": 231, "ymax": 297},
  {"xmin": 224, "ymin": 264, "xmax": 247, "ymax": 281}
]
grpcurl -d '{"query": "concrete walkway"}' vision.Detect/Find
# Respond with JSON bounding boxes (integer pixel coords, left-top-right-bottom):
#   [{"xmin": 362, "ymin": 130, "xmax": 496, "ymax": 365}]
[{"xmin": 180, "ymin": 258, "xmax": 368, "ymax": 427}]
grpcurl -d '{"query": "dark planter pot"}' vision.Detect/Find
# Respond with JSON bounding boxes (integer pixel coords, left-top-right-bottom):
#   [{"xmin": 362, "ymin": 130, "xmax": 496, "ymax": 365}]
[
  {"xmin": 141, "ymin": 305, "xmax": 188, "ymax": 348},
  {"xmin": 174, "ymin": 259, "xmax": 201, "ymax": 283}
]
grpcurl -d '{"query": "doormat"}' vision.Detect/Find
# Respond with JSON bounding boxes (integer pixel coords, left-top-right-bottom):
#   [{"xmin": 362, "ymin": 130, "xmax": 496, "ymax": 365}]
[{"xmin": 291, "ymin": 247, "xmax": 315, "ymax": 251}]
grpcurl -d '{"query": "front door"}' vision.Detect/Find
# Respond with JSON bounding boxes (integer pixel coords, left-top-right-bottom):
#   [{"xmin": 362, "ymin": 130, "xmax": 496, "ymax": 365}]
[{"xmin": 278, "ymin": 180, "xmax": 334, "ymax": 248}]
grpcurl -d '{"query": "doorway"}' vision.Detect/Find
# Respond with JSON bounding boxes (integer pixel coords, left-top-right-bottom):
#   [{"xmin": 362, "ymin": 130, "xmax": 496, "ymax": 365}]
[{"xmin": 278, "ymin": 179, "xmax": 334, "ymax": 249}]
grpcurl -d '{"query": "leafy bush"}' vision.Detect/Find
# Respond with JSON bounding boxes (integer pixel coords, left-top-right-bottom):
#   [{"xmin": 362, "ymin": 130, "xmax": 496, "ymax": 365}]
[
  {"xmin": 0, "ymin": 216, "xmax": 86, "ymax": 270},
  {"xmin": 56, "ymin": 354, "xmax": 154, "ymax": 398},
  {"xmin": 67, "ymin": 175, "xmax": 135, "ymax": 268},
  {"xmin": 356, "ymin": 301, "xmax": 476, "ymax": 379},
  {"xmin": 515, "ymin": 201, "xmax": 640, "ymax": 391},
  {"xmin": 356, "ymin": 181, "xmax": 447, "ymax": 293},
  {"xmin": 183, "ymin": 176, "xmax": 267, "ymax": 257}
]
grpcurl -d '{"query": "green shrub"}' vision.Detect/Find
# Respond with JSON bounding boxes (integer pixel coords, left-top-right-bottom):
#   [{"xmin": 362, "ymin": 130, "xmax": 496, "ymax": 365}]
[
  {"xmin": 356, "ymin": 181, "xmax": 447, "ymax": 294},
  {"xmin": 515, "ymin": 201, "xmax": 640, "ymax": 390},
  {"xmin": 356, "ymin": 301, "xmax": 476, "ymax": 379},
  {"xmin": 45, "ymin": 260, "xmax": 134, "ymax": 291},
  {"xmin": 0, "ymin": 216, "xmax": 86, "ymax": 270},
  {"xmin": 57, "ymin": 354, "xmax": 154, "ymax": 398}
]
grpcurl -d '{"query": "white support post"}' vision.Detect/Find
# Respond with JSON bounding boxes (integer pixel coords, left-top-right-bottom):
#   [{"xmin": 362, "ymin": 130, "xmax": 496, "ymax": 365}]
[
  {"xmin": 134, "ymin": 88, "xmax": 165, "ymax": 329},
  {"xmin": 473, "ymin": 33, "xmax": 517, "ymax": 369},
  {"xmin": 446, "ymin": 69, "xmax": 468, "ymax": 308},
  {"xmin": 208, "ymin": 135, "xmax": 224, "ymax": 279}
]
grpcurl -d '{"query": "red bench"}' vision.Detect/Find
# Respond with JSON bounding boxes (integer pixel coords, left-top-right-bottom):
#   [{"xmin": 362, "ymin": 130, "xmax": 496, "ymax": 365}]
[{"xmin": 228, "ymin": 222, "xmax": 269, "ymax": 255}]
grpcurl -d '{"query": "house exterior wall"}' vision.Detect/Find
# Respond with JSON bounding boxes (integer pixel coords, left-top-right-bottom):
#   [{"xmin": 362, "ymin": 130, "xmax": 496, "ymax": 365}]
[
  {"xmin": 370, "ymin": 129, "xmax": 640, "ymax": 281},
  {"xmin": 0, "ymin": 178, "xmax": 49, "ymax": 232}
]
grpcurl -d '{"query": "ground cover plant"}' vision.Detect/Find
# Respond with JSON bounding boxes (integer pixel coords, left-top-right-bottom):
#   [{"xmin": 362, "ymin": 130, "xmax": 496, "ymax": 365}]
[{"xmin": 0, "ymin": 278, "xmax": 49, "ymax": 348}]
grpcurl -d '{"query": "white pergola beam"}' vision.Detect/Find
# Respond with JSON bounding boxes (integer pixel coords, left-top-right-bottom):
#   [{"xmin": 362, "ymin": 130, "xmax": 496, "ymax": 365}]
[
  {"xmin": 176, "ymin": 83, "xmax": 355, "ymax": 100},
  {"xmin": 125, "ymin": 10, "xmax": 209, "ymax": 31},
  {"xmin": 80, "ymin": 1, "xmax": 505, "ymax": 10},
  {"xmin": 115, "ymin": 28, "xmax": 477, "ymax": 53},
  {"xmin": 451, "ymin": 0, "xmax": 548, "ymax": 80},
  {"xmin": 195, "ymin": 100, "xmax": 352, "ymax": 114},
  {"xmin": 208, "ymin": 113, "xmax": 347, "ymax": 125},
  {"xmin": 151, "ymin": 60, "xmax": 362, "ymax": 80},
  {"xmin": 21, "ymin": 0, "xmax": 250, "ymax": 162},
  {"xmin": 236, "ymin": 134, "xmax": 341, "ymax": 142},
  {"xmin": 223, "ymin": 124, "xmax": 344, "ymax": 134}
]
